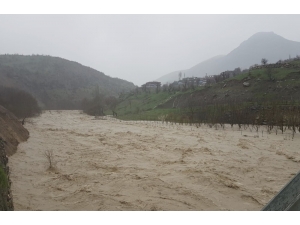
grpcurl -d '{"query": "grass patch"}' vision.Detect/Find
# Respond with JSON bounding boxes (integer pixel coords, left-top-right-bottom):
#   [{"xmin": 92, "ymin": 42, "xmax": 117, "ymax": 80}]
[
  {"xmin": 0, "ymin": 166, "xmax": 9, "ymax": 211},
  {"xmin": 112, "ymin": 91, "xmax": 179, "ymax": 118},
  {"xmin": 0, "ymin": 167, "xmax": 8, "ymax": 190}
]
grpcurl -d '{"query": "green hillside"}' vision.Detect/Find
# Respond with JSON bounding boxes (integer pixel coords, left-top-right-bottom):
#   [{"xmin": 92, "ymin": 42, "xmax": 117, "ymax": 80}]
[
  {"xmin": 112, "ymin": 91, "xmax": 180, "ymax": 120},
  {"xmin": 114, "ymin": 59, "xmax": 300, "ymax": 129},
  {"xmin": 0, "ymin": 54, "xmax": 136, "ymax": 109}
]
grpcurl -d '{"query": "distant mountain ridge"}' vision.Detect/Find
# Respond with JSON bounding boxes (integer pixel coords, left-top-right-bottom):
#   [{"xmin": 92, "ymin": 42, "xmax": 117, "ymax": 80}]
[
  {"xmin": 0, "ymin": 55, "xmax": 136, "ymax": 109},
  {"xmin": 157, "ymin": 32, "xmax": 300, "ymax": 84}
]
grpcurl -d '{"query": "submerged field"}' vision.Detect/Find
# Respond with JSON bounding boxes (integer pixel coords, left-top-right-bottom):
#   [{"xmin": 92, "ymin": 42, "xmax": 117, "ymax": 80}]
[{"xmin": 9, "ymin": 110, "xmax": 300, "ymax": 210}]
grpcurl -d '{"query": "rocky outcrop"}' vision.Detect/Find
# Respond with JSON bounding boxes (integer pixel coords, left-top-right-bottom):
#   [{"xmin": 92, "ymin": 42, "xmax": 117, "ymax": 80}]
[{"xmin": 243, "ymin": 82, "xmax": 250, "ymax": 87}]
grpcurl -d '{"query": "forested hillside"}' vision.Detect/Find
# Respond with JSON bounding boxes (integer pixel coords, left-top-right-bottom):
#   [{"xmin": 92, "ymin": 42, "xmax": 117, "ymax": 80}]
[{"xmin": 0, "ymin": 55, "xmax": 136, "ymax": 109}]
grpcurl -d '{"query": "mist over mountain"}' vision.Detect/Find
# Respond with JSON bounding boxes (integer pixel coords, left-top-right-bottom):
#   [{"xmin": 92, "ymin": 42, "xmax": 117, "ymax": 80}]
[
  {"xmin": 157, "ymin": 32, "xmax": 300, "ymax": 84},
  {"xmin": 0, "ymin": 55, "xmax": 136, "ymax": 109}
]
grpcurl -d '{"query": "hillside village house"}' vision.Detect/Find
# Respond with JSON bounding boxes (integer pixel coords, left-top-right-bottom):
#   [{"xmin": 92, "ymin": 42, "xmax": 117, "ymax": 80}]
[
  {"xmin": 141, "ymin": 81, "xmax": 161, "ymax": 88},
  {"xmin": 172, "ymin": 77, "xmax": 207, "ymax": 87}
]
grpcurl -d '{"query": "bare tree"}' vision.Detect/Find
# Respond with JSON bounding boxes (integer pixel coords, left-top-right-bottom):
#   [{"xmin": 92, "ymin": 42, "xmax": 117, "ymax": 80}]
[
  {"xmin": 105, "ymin": 96, "xmax": 118, "ymax": 111},
  {"xmin": 183, "ymin": 79, "xmax": 188, "ymax": 91},
  {"xmin": 261, "ymin": 58, "xmax": 268, "ymax": 65},
  {"xmin": 187, "ymin": 95, "xmax": 196, "ymax": 123},
  {"xmin": 44, "ymin": 150, "xmax": 55, "ymax": 169},
  {"xmin": 156, "ymin": 83, "xmax": 160, "ymax": 93},
  {"xmin": 178, "ymin": 72, "xmax": 182, "ymax": 81}
]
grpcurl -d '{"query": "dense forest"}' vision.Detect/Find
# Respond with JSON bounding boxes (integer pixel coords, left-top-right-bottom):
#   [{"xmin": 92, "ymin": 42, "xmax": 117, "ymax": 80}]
[{"xmin": 0, "ymin": 54, "xmax": 136, "ymax": 109}]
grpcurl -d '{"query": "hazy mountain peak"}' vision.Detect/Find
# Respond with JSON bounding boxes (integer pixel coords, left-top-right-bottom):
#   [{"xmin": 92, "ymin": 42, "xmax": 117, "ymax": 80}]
[
  {"xmin": 235, "ymin": 32, "xmax": 287, "ymax": 50},
  {"xmin": 249, "ymin": 31, "xmax": 278, "ymax": 38},
  {"xmin": 157, "ymin": 32, "xmax": 300, "ymax": 84}
]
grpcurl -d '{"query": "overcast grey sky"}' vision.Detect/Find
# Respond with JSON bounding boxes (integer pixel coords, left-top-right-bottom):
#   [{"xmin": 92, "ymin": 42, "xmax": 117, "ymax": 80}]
[{"xmin": 1, "ymin": 14, "xmax": 300, "ymax": 85}]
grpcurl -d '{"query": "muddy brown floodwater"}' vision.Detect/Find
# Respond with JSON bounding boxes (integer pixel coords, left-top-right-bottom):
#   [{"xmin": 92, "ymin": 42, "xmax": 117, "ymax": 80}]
[{"xmin": 9, "ymin": 110, "xmax": 300, "ymax": 210}]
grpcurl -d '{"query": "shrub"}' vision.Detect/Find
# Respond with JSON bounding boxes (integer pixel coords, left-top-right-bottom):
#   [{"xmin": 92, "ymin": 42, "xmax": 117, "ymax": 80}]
[
  {"xmin": 0, "ymin": 167, "xmax": 9, "ymax": 210},
  {"xmin": 0, "ymin": 86, "xmax": 41, "ymax": 118}
]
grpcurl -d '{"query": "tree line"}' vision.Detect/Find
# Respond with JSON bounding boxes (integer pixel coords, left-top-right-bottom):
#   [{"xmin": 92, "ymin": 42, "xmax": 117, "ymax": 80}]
[
  {"xmin": 163, "ymin": 98, "xmax": 300, "ymax": 137},
  {"xmin": 81, "ymin": 86, "xmax": 118, "ymax": 116}
]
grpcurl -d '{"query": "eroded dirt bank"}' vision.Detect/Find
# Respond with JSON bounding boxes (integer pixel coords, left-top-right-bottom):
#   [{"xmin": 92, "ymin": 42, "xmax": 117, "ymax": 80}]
[
  {"xmin": 0, "ymin": 105, "xmax": 29, "ymax": 156},
  {"xmin": 0, "ymin": 105, "xmax": 29, "ymax": 210},
  {"xmin": 9, "ymin": 110, "xmax": 300, "ymax": 210}
]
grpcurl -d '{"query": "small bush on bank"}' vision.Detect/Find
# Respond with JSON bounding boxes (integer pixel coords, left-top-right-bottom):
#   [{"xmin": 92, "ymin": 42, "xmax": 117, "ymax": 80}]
[
  {"xmin": 0, "ymin": 166, "xmax": 9, "ymax": 211},
  {"xmin": 0, "ymin": 86, "xmax": 41, "ymax": 119}
]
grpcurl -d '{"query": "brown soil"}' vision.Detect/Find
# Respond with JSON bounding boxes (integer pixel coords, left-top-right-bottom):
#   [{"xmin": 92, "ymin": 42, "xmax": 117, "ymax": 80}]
[{"xmin": 0, "ymin": 105, "xmax": 29, "ymax": 156}]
